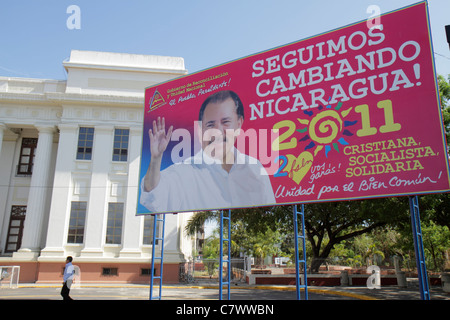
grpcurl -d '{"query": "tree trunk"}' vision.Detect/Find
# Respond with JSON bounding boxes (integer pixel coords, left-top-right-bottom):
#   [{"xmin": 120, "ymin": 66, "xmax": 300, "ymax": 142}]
[
  {"xmin": 310, "ymin": 243, "xmax": 334, "ymax": 273},
  {"xmin": 310, "ymin": 257, "xmax": 323, "ymax": 273}
]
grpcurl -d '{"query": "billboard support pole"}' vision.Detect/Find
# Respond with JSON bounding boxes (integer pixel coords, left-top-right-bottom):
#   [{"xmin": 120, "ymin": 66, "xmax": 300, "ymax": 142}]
[
  {"xmin": 219, "ymin": 209, "xmax": 231, "ymax": 300},
  {"xmin": 150, "ymin": 213, "xmax": 166, "ymax": 300},
  {"xmin": 293, "ymin": 204, "xmax": 308, "ymax": 300},
  {"xmin": 408, "ymin": 195, "xmax": 430, "ymax": 300}
]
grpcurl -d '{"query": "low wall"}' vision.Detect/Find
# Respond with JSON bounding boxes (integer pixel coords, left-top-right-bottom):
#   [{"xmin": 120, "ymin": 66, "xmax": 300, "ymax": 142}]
[
  {"xmin": 246, "ymin": 273, "xmax": 443, "ymax": 286},
  {"xmin": 247, "ymin": 273, "xmax": 342, "ymax": 286}
]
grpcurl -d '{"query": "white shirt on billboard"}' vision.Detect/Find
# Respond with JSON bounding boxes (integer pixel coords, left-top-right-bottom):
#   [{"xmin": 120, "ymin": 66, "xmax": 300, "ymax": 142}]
[{"xmin": 140, "ymin": 148, "xmax": 275, "ymax": 213}]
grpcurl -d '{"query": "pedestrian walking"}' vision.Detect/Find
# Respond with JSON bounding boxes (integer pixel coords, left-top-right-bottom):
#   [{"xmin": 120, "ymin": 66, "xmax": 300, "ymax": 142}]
[{"xmin": 61, "ymin": 256, "xmax": 74, "ymax": 300}]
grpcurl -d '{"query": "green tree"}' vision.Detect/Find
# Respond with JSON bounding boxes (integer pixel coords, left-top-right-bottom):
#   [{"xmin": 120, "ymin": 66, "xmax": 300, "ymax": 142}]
[
  {"xmin": 419, "ymin": 194, "xmax": 450, "ymax": 230},
  {"xmin": 185, "ymin": 210, "xmax": 218, "ymax": 237},
  {"xmin": 185, "ymin": 199, "xmax": 410, "ymax": 273},
  {"xmin": 185, "ymin": 209, "xmax": 288, "ymax": 263},
  {"xmin": 294, "ymin": 198, "xmax": 408, "ymax": 272},
  {"xmin": 422, "ymin": 221, "xmax": 450, "ymax": 271},
  {"xmin": 438, "ymin": 74, "xmax": 450, "ymax": 143},
  {"xmin": 438, "ymin": 74, "xmax": 450, "ymax": 108},
  {"xmin": 245, "ymin": 226, "xmax": 283, "ymax": 265},
  {"xmin": 202, "ymin": 233, "xmax": 220, "ymax": 277}
]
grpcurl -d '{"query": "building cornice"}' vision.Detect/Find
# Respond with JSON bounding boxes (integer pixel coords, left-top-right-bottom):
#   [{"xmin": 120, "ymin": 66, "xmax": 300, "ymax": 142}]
[
  {"xmin": 0, "ymin": 92, "xmax": 61, "ymax": 105},
  {"xmin": 45, "ymin": 92, "xmax": 144, "ymax": 107},
  {"xmin": 0, "ymin": 92, "xmax": 144, "ymax": 108},
  {"xmin": 63, "ymin": 61, "xmax": 188, "ymax": 75}
]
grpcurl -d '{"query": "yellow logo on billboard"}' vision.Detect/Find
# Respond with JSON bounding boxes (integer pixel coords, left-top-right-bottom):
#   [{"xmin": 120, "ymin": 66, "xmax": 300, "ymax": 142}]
[{"xmin": 148, "ymin": 89, "xmax": 166, "ymax": 112}]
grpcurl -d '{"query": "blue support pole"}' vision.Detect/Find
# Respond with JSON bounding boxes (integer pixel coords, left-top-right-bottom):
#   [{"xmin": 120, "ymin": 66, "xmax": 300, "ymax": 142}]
[
  {"xmin": 219, "ymin": 209, "xmax": 231, "ymax": 300},
  {"xmin": 408, "ymin": 196, "xmax": 430, "ymax": 300},
  {"xmin": 293, "ymin": 204, "xmax": 308, "ymax": 300},
  {"xmin": 150, "ymin": 213, "xmax": 166, "ymax": 300}
]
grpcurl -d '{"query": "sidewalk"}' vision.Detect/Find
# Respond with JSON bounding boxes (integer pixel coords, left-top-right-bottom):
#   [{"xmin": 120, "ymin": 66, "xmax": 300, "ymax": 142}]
[{"xmin": 1, "ymin": 283, "xmax": 449, "ymax": 300}]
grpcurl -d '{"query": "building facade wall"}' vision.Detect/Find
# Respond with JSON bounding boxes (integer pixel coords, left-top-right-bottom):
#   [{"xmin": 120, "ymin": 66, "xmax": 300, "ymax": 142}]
[{"xmin": 0, "ymin": 50, "xmax": 193, "ymax": 283}]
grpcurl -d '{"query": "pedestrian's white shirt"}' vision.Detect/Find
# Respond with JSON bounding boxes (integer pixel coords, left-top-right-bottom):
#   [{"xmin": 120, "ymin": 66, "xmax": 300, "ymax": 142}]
[
  {"xmin": 63, "ymin": 262, "xmax": 74, "ymax": 282},
  {"xmin": 140, "ymin": 148, "xmax": 276, "ymax": 213}
]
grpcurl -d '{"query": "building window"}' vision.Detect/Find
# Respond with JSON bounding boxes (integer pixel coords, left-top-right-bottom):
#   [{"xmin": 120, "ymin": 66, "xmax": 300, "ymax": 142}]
[
  {"xmin": 102, "ymin": 267, "xmax": 118, "ymax": 276},
  {"xmin": 143, "ymin": 215, "xmax": 159, "ymax": 245},
  {"xmin": 5, "ymin": 206, "xmax": 26, "ymax": 253},
  {"xmin": 106, "ymin": 202, "xmax": 123, "ymax": 244},
  {"xmin": 17, "ymin": 138, "xmax": 38, "ymax": 175},
  {"xmin": 112, "ymin": 128, "xmax": 129, "ymax": 162},
  {"xmin": 141, "ymin": 268, "xmax": 154, "ymax": 276},
  {"xmin": 67, "ymin": 201, "xmax": 86, "ymax": 244},
  {"xmin": 76, "ymin": 127, "xmax": 94, "ymax": 160}
]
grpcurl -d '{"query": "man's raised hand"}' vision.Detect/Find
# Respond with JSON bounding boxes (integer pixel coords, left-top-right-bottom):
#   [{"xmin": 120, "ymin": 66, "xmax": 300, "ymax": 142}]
[{"xmin": 149, "ymin": 117, "xmax": 173, "ymax": 160}]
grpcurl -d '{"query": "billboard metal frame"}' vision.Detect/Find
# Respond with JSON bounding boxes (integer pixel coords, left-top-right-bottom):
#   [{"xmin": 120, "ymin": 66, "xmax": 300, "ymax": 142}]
[
  {"xmin": 149, "ymin": 214, "xmax": 166, "ymax": 300},
  {"xmin": 409, "ymin": 196, "xmax": 430, "ymax": 300},
  {"xmin": 293, "ymin": 204, "xmax": 309, "ymax": 300},
  {"xmin": 148, "ymin": 198, "xmax": 431, "ymax": 300}
]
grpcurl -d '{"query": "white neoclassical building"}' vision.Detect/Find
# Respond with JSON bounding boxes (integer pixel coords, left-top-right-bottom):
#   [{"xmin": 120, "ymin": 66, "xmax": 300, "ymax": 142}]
[{"xmin": 0, "ymin": 50, "xmax": 196, "ymax": 283}]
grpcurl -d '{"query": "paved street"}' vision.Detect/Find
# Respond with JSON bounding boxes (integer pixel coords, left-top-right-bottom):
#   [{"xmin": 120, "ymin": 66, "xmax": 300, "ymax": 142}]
[
  {"xmin": 2, "ymin": 284, "xmax": 447, "ymax": 319},
  {"xmin": 1, "ymin": 283, "xmax": 449, "ymax": 301}
]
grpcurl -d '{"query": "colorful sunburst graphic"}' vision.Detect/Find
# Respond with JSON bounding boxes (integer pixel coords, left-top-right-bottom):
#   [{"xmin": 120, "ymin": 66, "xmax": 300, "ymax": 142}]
[{"xmin": 297, "ymin": 101, "xmax": 357, "ymax": 158}]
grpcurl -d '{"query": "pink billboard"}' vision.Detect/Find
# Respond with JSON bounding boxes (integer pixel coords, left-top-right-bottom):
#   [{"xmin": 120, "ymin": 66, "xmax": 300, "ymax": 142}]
[{"xmin": 138, "ymin": 1, "xmax": 450, "ymax": 214}]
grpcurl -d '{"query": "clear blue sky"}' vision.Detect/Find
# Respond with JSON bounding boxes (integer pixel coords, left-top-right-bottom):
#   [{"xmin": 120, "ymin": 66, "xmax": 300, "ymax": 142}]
[{"xmin": 0, "ymin": 0, "xmax": 449, "ymax": 80}]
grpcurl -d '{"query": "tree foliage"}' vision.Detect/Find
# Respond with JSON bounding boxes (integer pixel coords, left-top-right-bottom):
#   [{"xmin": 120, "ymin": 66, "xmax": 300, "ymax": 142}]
[
  {"xmin": 438, "ymin": 74, "xmax": 450, "ymax": 143},
  {"xmin": 295, "ymin": 198, "xmax": 408, "ymax": 272}
]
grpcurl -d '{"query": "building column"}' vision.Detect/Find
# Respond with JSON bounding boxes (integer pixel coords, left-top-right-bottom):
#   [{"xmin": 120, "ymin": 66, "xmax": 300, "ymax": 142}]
[
  {"xmin": 163, "ymin": 214, "xmax": 187, "ymax": 263},
  {"xmin": 80, "ymin": 125, "xmax": 114, "ymax": 258},
  {"xmin": 0, "ymin": 123, "xmax": 8, "ymax": 253},
  {"xmin": 40, "ymin": 123, "xmax": 79, "ymax": 259},
  {"xmin": 14, "ymin": 125, "xmax": 55, "ymax": 259},
  {"xmin": 120, "ymin": 127, "xmax": 143, "ymax": 258},
  {"xmin": 0, "ymin": 123, "xmax": 5, "ymax": 156}
]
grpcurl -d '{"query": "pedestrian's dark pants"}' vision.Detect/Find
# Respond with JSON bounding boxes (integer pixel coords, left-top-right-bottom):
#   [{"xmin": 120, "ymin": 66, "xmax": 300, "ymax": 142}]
[{"xmin": 61, "ymin": 282, "xmax": 72, "ymax": 300}]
